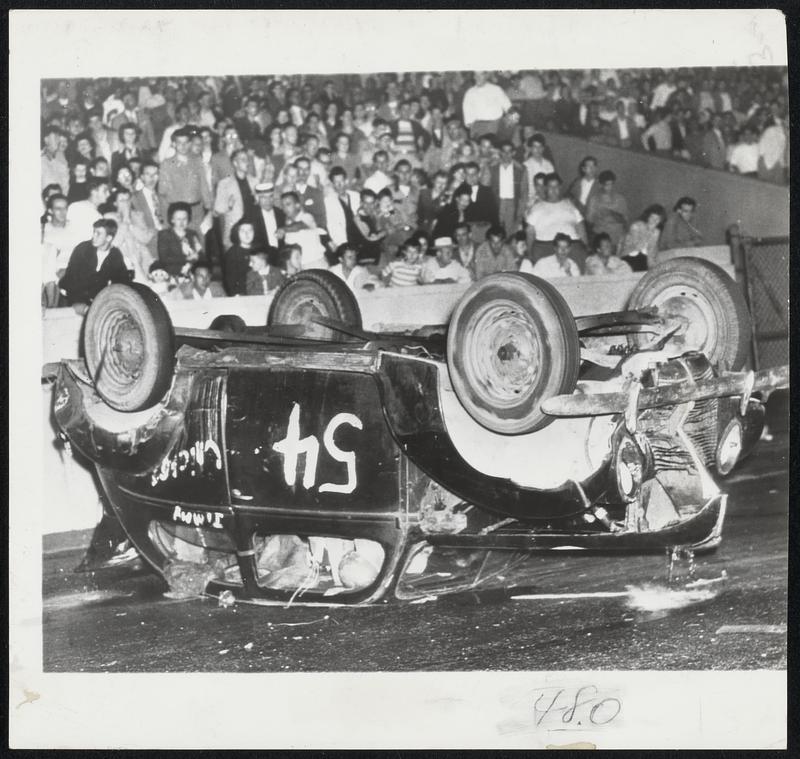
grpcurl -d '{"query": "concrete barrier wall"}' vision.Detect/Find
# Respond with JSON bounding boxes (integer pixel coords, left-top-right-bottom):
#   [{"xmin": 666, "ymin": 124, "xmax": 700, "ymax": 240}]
[
  {"xmin": 45, "ymin": 267, "xmax": 737, "ymax": 363},
  {"xmin": 542, "ymin": 132, "xmax": 790, "ymax": 244}
]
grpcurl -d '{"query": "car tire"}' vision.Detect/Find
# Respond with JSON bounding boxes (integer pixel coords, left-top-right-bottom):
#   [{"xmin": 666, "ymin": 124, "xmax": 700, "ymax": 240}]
[
  {"xmin": 447, "ymin": 272, "xmax": 581, "ymax": 435},
  {"xmin": 267, "ymin": 270, "xmax": 362, "ymax": 340},
  {"xmin": 626, "ymin": 257, "xmax": 752, "ymax": 370},
  {"xmin": 84, "ymin": 283, "xmax": 175, "ymax": 412}
]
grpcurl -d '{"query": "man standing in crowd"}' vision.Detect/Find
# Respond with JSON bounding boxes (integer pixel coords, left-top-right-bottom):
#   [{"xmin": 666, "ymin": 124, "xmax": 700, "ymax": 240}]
[
  {"xmin": 214, "ymin": 148, "xmax": 257, "ymax": 247},
  {"xmin": 363, "ymin": 150, "xmax": 393, "ymax": 194},
  {"xmin": 41, "ymin": 125, "xmax": 70, "ymax": 194},
  {"xmin": 235, "ymin": 97, "xmax": 265, "ymax": 142},
  {"xmin": 641, "ymin": 109, "xmax": 673, "ymax": 153},
  {"xmin": 567, "ymin": 156, "xmax": 600, "ymax": 217},
  {"xmin": 453, "ymin": 223, "xmax": 478, "ymax": 280},
  {"xmin": 324, "ymin": 168, "xmax": 362, "ymax": 251},
  {"xmin": 474, "ymin": 225, "xmax": 517, "ymax": 280},
  {"xmin": 464, "ymin": 161, "xmax": 498, "ymax": 226},
  {"xmin": 67, "ymin": 177, "xmax": 110, "ymax": 242},
  {"xmin": 531, "ymin": 233, "xmax": 582, "ymax": 278},
  {"xmin": 701, "ymin": 113, "xmax": 727, "ymax": 169},
  {"xmin": 158, "ymin": 126, "xmax": 213, "ymax": 231},
  {"xmin": 462, "ymin": 71, "xmax": 512, "ymax": 139},
  {"xmin": 293, "ymin": 156, "xmax": 327, "ymax": 230},
  {"xmin": 523, "ymin": 134, "xmax": 555, "ymax": 202},
  {"xmin": 391, "ymin": 159, "xmax": 420, "ymax": 229},
  {"xmin": 490, "ymin": 141, "xmax": 528, "ymax": 236},
  {"xmin": 250, "ymin": 182, "xmax": 286, "ymax": 258},
  {"xmin": 728, "ymin": 126, "xmax": 759, "ymax": 177},
  {"xmin": 130, "ymin": 161, "xmax": 165, "ymax": 261},
  {"xmin": 110, "ymin": 90, "xmax": 156, "ymax": 153},
  {"xmin": 58, "ymin": 218, "xmax": 132, "ymax": 313},
  {"xmin": 280, "ymin": 191, "xmax": 327, "ymax": 270},
  {"xmin": 390, "ymin": 100, "xmax": 427, "ymax": 155}
]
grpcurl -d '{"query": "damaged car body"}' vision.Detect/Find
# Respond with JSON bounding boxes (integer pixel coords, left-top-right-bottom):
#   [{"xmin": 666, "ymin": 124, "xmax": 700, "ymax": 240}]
[{"xmin": 49, "ymin": 259, "xmax": 788, "ymax": 605}]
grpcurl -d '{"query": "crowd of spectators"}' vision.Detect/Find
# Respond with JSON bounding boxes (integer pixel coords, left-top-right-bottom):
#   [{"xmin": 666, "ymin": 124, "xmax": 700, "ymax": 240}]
[{"xmin": 39, "ymin": 67, "xmax": 788, "ymax": 310}]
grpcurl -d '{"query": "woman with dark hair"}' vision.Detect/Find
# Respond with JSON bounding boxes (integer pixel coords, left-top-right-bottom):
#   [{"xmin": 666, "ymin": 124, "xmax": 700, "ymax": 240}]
[
  {"xmin": 67, "ymin": 131, "xmax": 96, "ymax": 168},
  {"xmin": 446, "ymin": 162, "xmax": 467, "ymax": 198},
  {"xmin": 67, "ymin": 160, "xmax": 91, "ymax": 204},
  {"xmin": 619, "ymin": 203, "xmax": 666, "ymax": 271},
  {"xmin": 585, "ymin": 169, "xmax": 630, "ymax": 250},
  {"xmin": 417, "ymin": 170, "xmax": 450, "ymax": 234},
  {"xmin": 157, "ymin": 201, "xmax": 205, "ymax": 279},
  {"xmin": 112, "ymin": 163, "xmax": 135, "ymax": 195},
  {"xmin": 330, "ymin": 133, "xmax": 361, "ymax": 183}
]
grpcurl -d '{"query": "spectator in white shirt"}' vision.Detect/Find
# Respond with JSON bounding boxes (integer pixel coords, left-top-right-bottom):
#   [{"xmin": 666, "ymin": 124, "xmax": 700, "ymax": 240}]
[
  {"xmin": 641, "ymin": 110, "xmax": 673, "ymax": 153},
  {"xmin": 280, "ymin": 191, "xmax": 327, "ymax": 270},
  {"xmin": 728, "ymin": 126, "xmax": 760, "ymax": 177},
  {"xmin": 420, "ymin": 236, "xmax": 473, "ymax": 285},
  {"xmin": 363, "ymin": 150, "xmax": 393, "ymax": 194},
  {"xmin": 757, "ymin": 112, "xmax": 787, "ymax": 184},
  {"xmin": 649, "ymin": 72, "xmax": 677, "ymax": 111},
  {"xmin": 42, "ymin": 193, "xmax": 81, "ymax": 277},
  {"xmin": 531, "ymin": 233, "xmax": 582, "ymax": 279},
  {"xmin": 67, "ymin": 177, "xmax": 110, "ymax": 244},
  {"xmin": 329, "ymin": 243, "xmax": 374, "ymax": 292},
  {"xmin": 462, "ymin": 71, "xmax": 512, "ymax": 139}
]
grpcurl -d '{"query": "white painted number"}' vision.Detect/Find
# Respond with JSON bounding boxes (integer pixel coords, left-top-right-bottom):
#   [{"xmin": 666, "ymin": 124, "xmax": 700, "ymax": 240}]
[
  {"xmin": 272, "ymin": 403, "xmax": 363, "ymax": 494},
  {"xmin": 319, "ymin": 413, "xmax": 363, "ymax": 494}
]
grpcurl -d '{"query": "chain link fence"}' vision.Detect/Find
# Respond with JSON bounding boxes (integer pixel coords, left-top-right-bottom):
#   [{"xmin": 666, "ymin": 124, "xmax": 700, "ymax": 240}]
[{"xmin": 739, "ymin": 236, "xmax": 789, "ymax": 370}]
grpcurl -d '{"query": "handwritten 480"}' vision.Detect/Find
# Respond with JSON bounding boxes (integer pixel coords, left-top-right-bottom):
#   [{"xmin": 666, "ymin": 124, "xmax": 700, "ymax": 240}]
[{"xmin": 533, "ymin": 685, "xmax": 621, "ymax": 728}]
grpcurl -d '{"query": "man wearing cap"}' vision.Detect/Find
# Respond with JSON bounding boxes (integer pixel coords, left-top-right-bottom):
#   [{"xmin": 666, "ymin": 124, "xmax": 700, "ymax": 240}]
[
  {"xmin": 421, "ymin": 237, "xmax": 473, "ymax": 285},
  {"xmin": 158, "ymin": 126, "xmax": 213, "ymax": 232},
  {"xmin": 251, "ymin": 182, "xmax": 286, "ymax": 258},
  {"xmin": 213, "ymin": 148, "xmax": 257, "ymax": 247}
]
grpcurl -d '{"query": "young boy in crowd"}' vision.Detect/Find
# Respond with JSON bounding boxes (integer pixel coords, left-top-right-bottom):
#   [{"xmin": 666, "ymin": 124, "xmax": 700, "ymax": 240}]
[
  {"xmin": 246, "ymin": 248, "xmax": 287, "ymax": 294},
  {"xmin": 381, "ymin": 238, "xmax": 423, "ymax": 287},
  {"xmin": 280, "ymin": 243, "xmax": 303, "ymax": 277}
]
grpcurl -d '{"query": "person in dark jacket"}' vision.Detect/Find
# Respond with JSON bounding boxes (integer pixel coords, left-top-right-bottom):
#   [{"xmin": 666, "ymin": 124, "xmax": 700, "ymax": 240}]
[
  {"xmin": 223, "ymin": 218, "xmax": 258, "ymax": 295},
  {"xmin": 58, "ymin": 218, "xmax": 132, "ymax": 313}
]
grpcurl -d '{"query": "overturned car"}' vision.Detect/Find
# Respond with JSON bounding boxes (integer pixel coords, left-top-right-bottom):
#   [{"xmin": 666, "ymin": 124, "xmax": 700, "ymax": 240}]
[{"xmin": 49, "ymin": 258, "xmax": 788, "ymax": 604}]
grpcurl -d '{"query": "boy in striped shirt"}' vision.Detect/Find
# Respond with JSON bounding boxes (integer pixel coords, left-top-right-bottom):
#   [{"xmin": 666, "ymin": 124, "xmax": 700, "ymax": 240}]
[{"xmin": 382, "ymin": 239, "xmax": 423, "ymax": 287}]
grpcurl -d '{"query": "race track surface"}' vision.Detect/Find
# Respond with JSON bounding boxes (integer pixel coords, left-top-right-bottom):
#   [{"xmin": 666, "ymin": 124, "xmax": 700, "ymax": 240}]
[{"xmin": 41, "ymin": 430, "xmax": 788, "ymax": 672}]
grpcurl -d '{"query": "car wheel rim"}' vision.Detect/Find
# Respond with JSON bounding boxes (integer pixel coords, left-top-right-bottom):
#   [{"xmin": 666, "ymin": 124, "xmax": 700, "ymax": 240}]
[
  {"xmin": 96, "ymin": 309, "xmax": 146, "ymax": 394},
  {"xmin": 465, "ymin": 300, "xmax": 544, "ymax": 410},
  {"xmin": 651, "ymin": 285, "xmax": 719, "ymax": 356}
]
